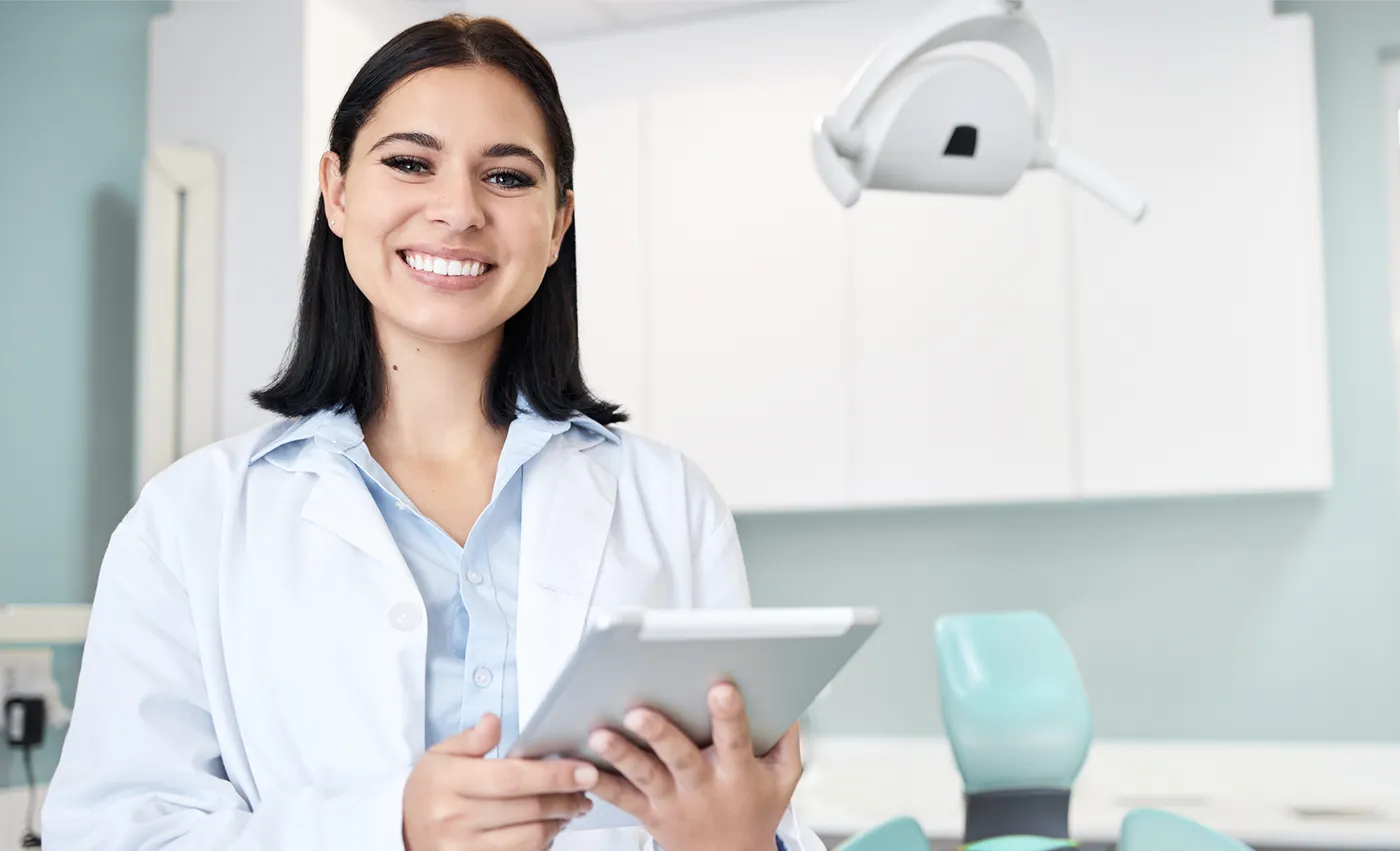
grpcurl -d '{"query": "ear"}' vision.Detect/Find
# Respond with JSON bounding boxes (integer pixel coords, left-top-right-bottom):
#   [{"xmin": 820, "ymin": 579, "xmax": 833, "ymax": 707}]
[
  {"xmin": 319, "ymin": 151, "xmax": 347, "ymax": 237},
  {"xmin": 549, "ymin": 189, "xmax": 575, "ymax": 265}
]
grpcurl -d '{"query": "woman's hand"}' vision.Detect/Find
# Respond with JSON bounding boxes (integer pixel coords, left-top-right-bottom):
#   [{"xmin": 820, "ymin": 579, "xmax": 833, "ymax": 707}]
[
  {"xmin": 403, "ymin": 714, "xmax": 599, "ymax": 851},
  {"xmin": 588, "ymin": 683, "xmax": 803, "ymax": 851}
]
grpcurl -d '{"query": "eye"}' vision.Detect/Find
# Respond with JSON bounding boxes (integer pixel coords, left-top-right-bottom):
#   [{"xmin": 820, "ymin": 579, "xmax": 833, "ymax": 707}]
[
  {"xmin": 487, "ymin": 169, "xmax": 535, "ymax": 189},
  {"xmin": 382, "ymin": 155, "xmax": 430, "ymax": 174}
]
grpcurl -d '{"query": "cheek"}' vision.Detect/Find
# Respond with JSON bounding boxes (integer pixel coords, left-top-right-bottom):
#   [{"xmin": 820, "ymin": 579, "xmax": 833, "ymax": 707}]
[
  {"xmin": 341, "ymin": 234, "xmax": 391, "ymax": 301},
  {"xmin": 341, "ymin": 188, "xmax": 411, "ymax": 289},
  {"xmin": 505, "ymin": 202, "xmax": 562, "ymax": 254}
]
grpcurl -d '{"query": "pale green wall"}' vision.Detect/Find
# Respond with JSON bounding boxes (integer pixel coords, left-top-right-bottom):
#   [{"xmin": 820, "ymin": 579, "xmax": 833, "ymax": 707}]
[
  {"xmin": 747, "ymin": 0, "xmax": 1400, "ymax": 742},
  {"xmin": 0, "ymin": 0, "xmax": 167, "ymax": 788}
]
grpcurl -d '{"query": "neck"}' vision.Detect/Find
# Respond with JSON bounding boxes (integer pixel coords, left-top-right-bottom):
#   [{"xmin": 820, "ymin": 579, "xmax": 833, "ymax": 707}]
[{"xmin": 364, "ymin": 320, "xmax": 507, "ymax": 463}]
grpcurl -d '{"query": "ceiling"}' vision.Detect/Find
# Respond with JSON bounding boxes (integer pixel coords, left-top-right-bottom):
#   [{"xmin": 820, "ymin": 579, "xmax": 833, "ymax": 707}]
[{"xmin": 415, "ymin": 0, "xmax": 837, "ymax": 42}]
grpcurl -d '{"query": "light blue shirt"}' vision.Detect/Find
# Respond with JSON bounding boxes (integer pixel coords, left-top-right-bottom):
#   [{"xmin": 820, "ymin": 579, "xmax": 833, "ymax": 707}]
[{"xmin": 256, "ymin": 402, "xmax": 617, "ymax": 756}]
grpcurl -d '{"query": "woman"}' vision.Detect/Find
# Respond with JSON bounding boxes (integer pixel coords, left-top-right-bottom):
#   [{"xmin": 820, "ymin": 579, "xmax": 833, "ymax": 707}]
[{"xmin": 42, "ymin": 14, "xmax": 822, "ymax": 851}]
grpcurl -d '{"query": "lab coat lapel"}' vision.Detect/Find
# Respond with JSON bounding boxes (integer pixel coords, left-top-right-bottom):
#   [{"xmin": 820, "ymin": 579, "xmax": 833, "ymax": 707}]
[
  {"xmin": 517, "ymin": 436, "xmax": 617, "ymax": 724},
  {"xmin": 297, "ymin": 447, "xmax": 410, "ymax": 579}
]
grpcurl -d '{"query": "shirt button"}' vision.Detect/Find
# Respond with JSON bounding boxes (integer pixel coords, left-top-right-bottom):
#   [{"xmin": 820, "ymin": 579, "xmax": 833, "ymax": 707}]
[
  {"xmin": 466, "ymin": 570, "xmax": 484, "ymax": 585},
  {"xmin": 473, "ymin": 667, "xmax": 493, "ymax": 687},
  {"xmin": 388, "ymin": 603, "xmax": 422, "ymax": 631},
  {"xmin": 396, "ymin": 501, "xmax": 409, "ymax": 511}
]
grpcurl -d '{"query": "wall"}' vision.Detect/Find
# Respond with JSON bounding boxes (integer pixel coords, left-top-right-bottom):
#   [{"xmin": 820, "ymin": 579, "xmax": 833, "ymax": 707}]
[
  {"xmin": 147, "ymin": 0, "xmax": 307, "ymax": 439},
  {"xmin": 0, "ymin": 0, "xmax": 168, "ymax": 787},
  {"xmin": 744, "ymin": 0, "xmax": 1400, "ymax": 742}
]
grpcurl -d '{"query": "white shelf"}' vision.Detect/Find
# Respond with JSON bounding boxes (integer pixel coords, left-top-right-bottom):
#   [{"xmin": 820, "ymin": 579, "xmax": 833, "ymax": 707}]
[
  {"xmin": 794, "ymin": 736, "xmax": 1400, "ymax": 850},
  {"xmin": 0, "ymin": 605, "xmax": 90, "ymax": 645}
]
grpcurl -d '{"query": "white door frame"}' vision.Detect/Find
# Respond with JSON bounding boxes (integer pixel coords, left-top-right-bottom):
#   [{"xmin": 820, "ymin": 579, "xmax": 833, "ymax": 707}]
[
  {"xmin": 1383, "ymin": 56, "xmax": 1400, "ymax": 426},
  {"xmin": 135, "ymin": 146, "xmax": 223, "ymax": 492}
]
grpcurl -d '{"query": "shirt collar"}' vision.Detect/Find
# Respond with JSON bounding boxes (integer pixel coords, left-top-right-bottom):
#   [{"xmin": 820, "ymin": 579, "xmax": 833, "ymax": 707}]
[
  {"xmin": 249, "ymin": 393, "xmax": 617, "ymax": 466},
  {"xmin": 515, "ymin": 394, "xmax": 619, "ymax": 447}
]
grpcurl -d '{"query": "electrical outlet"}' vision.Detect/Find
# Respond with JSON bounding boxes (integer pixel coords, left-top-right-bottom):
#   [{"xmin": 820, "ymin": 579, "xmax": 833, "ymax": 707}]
[
  {"xmin": 0, "ymin": 650, "xmax": 52, "ymax": 700},
  {"xmin": 0, "ymin": 649, "xmax": 67, "ymax": 733}
]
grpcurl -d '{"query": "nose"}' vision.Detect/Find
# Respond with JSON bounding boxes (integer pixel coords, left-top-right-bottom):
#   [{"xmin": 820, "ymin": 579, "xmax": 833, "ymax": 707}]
[{"xmin": 427, "ymin": 167, "xmax": 487, "ymax": 232}]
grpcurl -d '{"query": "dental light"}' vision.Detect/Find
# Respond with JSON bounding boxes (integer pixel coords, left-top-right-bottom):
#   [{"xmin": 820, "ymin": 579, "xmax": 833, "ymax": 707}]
[{"xmin": 812, "ymin": 0, "xmax": 1148, "ymax": 222}]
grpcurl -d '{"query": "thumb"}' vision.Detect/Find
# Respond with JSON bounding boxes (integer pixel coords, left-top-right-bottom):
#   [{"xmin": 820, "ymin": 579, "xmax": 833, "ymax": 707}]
[{"xmin": 431, "ymin": 713, "xmax": 501, "ymax": 757}]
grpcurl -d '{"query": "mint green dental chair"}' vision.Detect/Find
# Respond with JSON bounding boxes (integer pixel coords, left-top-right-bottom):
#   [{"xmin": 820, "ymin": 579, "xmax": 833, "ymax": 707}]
[
  {"xmin": 829, "ymin": 612, "xmax": 1254, "ymax": 851},
  {"xmin": 832, "ymin": 816, "xmax": 927, "ymax": 851},
  {"xmin": 1117, "ymin": 808, "xmax": 1255, "ymax": 851},
  {"xmin": 935, "ymin": 611, "xmax": 1092, "ymax": 851},
  {"xmin": 832, "ymin": 809, "xmax": 1255, "ymax": 851}
]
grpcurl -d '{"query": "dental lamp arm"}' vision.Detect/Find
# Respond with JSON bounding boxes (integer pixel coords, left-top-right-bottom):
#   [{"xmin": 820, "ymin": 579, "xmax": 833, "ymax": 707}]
[
  {"xmin": 1035, "ymin": 143, "xmax": 1149, "ymax": 222},
  {"xmin": 812, "ymin": 117, "xmax": 861, "ymax": 207}
]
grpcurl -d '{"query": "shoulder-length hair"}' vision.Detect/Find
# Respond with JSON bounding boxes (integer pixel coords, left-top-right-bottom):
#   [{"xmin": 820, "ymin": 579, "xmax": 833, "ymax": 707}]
[{"xmin": 252, "ymin": 14, "xmax": 625, "ymax": 429}]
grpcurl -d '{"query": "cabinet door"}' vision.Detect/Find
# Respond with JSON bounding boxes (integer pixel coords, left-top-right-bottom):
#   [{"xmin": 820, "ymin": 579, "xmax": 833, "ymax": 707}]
[
  {"xmin": 1060, "ymin": 0, "xmax": 1332, "ymax": 496},
  {"xmin": 643, "ymin": 73, "xmax": 853, "ymax": 511},
  {"xmin": 848, "ymin": 172, "xmax": 1076, "ymax": 506},
  {"xmin": 571, "ymin": 95, "xmax": 650, "ymax": 434}
]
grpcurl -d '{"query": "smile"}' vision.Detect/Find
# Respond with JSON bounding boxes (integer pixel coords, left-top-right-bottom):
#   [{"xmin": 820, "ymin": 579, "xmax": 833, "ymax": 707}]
[
  {"xmin": 400, "ymin": 250, "xmax": 493, "ymax": 278},
  {"xmin": 397, "ymin": 250, "xmax": 497, "ymax": 292}
]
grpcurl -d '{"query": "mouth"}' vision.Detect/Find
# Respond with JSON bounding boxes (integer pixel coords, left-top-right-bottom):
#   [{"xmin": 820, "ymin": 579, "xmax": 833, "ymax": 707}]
[{"xmin": 398, "ymin": 250, "xmax": 496, "ymax": 290}]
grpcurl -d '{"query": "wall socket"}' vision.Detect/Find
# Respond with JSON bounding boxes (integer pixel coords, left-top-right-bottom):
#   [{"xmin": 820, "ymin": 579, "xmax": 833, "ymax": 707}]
[
  {"xmin": 0, "ymin": 650, "xmax": 52, "ymax": 700},
  {"xmin": 0, "ymin": 649, "xmax": 61, "ymax": 731}
]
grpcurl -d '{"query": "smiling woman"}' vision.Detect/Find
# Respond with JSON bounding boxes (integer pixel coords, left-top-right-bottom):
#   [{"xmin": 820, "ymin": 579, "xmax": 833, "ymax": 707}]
[
  {"xmin": 251, "ymin": 18, "xmax": 612, "ymax": 431},
  {"xmin": 40, "ymin": 13, "xmax": 824, "ymax": 851}
]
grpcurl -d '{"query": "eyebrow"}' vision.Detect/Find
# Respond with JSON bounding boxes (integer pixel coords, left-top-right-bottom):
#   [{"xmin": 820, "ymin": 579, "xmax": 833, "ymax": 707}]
[{"xmin": 366, "ymin": 132, "xmax": 548, "ymax": 175}]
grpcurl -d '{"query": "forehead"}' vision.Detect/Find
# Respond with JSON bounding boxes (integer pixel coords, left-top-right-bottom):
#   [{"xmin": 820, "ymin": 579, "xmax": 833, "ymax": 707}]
[{"xmin": 359, "ymin": 64, "xmax": 551, "ymax": 158}]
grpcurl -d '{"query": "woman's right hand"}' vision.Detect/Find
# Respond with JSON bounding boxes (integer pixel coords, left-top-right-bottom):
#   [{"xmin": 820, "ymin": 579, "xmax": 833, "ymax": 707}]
[{"xmin": 403, "ymin": 714, "xmax": 600, "ymax": 851}]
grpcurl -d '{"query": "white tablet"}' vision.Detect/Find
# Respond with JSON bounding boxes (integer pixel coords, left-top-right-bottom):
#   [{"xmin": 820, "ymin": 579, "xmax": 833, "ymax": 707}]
[{"xmin": 508, "ymin": 607, "xmax": 879, "ymax": 828}]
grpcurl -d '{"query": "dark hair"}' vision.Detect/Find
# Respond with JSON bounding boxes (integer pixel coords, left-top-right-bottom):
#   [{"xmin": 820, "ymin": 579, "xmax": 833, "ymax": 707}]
[{"xmin": 252, "ymin": 14, "xmax": 626, "ymax": 429}]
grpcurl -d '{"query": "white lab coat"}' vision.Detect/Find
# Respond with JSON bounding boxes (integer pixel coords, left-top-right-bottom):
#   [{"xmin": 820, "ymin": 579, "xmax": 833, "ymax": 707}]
[{"xmin": 41, "ymin": 417, "xmax": 825, "ymax": 851}]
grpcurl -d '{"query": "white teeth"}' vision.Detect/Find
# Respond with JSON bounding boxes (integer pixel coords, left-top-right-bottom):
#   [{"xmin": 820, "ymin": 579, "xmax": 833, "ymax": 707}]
[{"xmin": 404, "ymin": 252, "xmax": 490, "ymax": 277}]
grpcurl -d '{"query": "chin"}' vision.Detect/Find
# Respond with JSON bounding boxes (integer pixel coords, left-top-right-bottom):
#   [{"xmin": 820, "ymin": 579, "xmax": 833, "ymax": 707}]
[{"xmin": 383, "ymin": 303, "xmax": 503, "ymax": 346}]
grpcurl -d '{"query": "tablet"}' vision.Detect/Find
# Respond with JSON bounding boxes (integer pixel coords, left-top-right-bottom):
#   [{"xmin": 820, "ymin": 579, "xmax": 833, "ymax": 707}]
[{"xmin": 508, "ymin": 606, "xmax": 879, "ymax": 781}]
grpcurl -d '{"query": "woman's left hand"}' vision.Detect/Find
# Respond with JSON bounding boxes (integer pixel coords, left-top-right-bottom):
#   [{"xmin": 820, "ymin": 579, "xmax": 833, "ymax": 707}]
[{"xmin": 588, "ymin": 683, "xmax": 802, "ymax": 851}]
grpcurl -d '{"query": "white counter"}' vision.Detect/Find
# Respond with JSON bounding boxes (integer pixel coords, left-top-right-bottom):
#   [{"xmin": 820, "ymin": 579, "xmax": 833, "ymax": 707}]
[
  {"xmin": 793, "ymin": 737, "xmax": 1400, "ymax": 849},
  {"xmin": 8, "ymin": 738, "xmax": 1400, "ymax": 849}
]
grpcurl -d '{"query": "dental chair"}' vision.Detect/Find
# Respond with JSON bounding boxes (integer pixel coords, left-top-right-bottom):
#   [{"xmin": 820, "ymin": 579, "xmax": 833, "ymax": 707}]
[
  {"xmin": 1116, "ymin": 809, "xmax": 1255, "ymax": 851},
  {"xmin": 833, "ymin": 809, "xmax": 1255, "ymax": 851},
  {"xmin": 827, "ymin": 612, "xmax": 1255, "ymax": 851},
  {"xmin": 936, "ymin": 611, "xmax": 1091, "ymax": 850}
]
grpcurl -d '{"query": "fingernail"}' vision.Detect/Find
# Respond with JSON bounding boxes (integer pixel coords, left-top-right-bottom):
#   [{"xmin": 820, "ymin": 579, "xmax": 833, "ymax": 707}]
[
  {"xmin": 623, "ymin": 710, "xmax": 648, "ymax": 733},
  {"xmin": 715, "ymin": 684, "xmax": 738, "ymax": 708},
  {"xmin": 575, "ymin": 764, "xmax": 598, "ymax": 786},
  {"xmin": 588, "ymin": 731, "xmax": 612, "ymax": 754}
]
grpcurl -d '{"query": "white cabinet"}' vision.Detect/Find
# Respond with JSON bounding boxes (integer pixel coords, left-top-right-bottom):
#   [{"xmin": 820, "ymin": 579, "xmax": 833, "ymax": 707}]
[
  {"xmin": 571, "ymin": 96, "xmax": 651, "ymax": 435},
  {"xmin": 641, "ymin": 73, "xmax": 855, "ymax": 510},
  {"xmin": 562, "ymin": 0, "xmax": 1331, "ymax": 511},
  {"xmin": 1057, "ymin": 0, "xmax": 1331, "ymax": 497},
  {"xmin": 848, "ymin": 173, "xmax": 1076, "ymax": 506}
]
